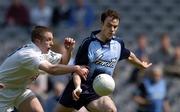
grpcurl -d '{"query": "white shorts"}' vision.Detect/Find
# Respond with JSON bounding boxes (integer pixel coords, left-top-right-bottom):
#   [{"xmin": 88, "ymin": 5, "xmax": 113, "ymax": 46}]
[{"xmin": 0, "ymin": 89, "xmax": 35, "ymax": 112}]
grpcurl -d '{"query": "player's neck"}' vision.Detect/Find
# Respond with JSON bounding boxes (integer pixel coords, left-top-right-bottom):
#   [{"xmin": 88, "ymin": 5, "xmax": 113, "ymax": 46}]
[{"xmin": 96, "ymin": 32, "xmax": 107, "ymax": 43}]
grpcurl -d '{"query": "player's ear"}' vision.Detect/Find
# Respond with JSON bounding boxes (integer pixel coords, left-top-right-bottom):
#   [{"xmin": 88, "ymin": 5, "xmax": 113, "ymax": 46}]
[{"xmin": 35, "ymin": 38, "xmax": 41, "ymax": 44}]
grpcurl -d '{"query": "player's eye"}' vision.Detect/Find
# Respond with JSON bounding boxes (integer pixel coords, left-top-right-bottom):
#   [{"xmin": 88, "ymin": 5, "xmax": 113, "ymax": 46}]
[{"xmin": 113, "ymin": 26, "xmax": 118, "ymax": 29}]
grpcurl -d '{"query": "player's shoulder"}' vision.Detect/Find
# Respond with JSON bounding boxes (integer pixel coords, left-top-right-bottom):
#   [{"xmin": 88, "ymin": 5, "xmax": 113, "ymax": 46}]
[
  {"xmin": 18, "ymin": 43, "xmax": 42, "ymax": 57},
  {"xmin": 80, "ymin": 35, "xmax": 96, "ymax": 47},
  {"xmin": 84, "ymin": 30, "xmax": 99, "ymax": 42},
  {"xmin": 112, "ymin": 36, "xmax": 125, "ymax": 44},
  {"xmin": 112, "ymin": 35, "xmax": 123, "ymax": 41},
  {"xmin": 82, "ymin": 36, "xmax": 94, "ymax": 43}
]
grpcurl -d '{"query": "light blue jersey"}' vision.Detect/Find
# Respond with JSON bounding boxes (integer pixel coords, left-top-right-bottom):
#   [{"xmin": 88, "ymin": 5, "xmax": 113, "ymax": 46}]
[
  {"xmin": 75, "ymin": 30, "xmax": 130, "ymax": 83},
  {"xmin": 59, "ymin": 30, "xmax": 131, "ymax": 109}
]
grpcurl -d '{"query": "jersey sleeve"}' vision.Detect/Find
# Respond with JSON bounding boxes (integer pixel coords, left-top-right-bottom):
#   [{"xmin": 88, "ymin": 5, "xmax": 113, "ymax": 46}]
[
  {"xmin": 19, "ymin": 51, "xmax": 47, "ymax": 72},
  {"xmin": 75, "ymin": 37, "xmax": 92, "ymax": 65},
  {"xmin": 118, "ymin": 39, "xmax": 130, "ymax": 60},
  {"xmin": 43, "ymin": 50, "xmax": 62, "ymax": 64}
]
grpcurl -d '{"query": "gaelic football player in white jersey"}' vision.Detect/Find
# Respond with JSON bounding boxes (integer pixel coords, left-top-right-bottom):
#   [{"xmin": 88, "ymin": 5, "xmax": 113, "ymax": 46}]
[{"xmin": 0, "ymin": 26, "xmax": 88, "ymax": 112}]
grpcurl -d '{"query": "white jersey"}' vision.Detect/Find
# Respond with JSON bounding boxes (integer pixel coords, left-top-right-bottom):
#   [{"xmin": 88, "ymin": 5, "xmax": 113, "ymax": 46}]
[
  {"xmin": 43, "ymin": 49, "xmax": 62, "ymax": 64},
  {"xmin": 0, "ymin": 42, "xmax": 61, "ymax": 108}
]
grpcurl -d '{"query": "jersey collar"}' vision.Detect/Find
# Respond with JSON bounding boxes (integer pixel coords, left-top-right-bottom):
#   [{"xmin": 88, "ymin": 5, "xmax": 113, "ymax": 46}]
[
  {"xmin": 91, "ymin": 30, "xmax": 113, "ymax": 47},
  {"xmin": 29, "ymin": 42, "xmax": 42, "ymax": 54}
]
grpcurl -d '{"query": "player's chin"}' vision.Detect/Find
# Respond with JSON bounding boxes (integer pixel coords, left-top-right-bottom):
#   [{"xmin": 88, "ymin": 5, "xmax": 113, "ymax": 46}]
[
  {"xmin": 107, "ymin": 33, "xmax": 113, "ymax": 38},
  {"xmin": 43, "ymin": 49, "xmax": 49, "ymax": 54},
  {"xmin": 46, "ymin": 48, "xmax": 50, "ymax": 53}
]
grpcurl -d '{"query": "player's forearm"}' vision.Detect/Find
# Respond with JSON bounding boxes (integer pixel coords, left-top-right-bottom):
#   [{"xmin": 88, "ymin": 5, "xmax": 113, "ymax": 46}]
[
  {"xmin": 47, "ymin": 64, "xmax": 77, "ymax": 75},
  {"xmin": 51, "ymin": 65, "xmax": 77, "ymax": 75},
  {"xmin": 128, "ymin": 52, "xmax": 145, "ymax": 69},
  {"xmin": 60, "ymin": 48, "xmax": 72, "ymax": 64},
  {"xmin": 73, "ymin": 73, "xmax": 81, "ymax": 88}
]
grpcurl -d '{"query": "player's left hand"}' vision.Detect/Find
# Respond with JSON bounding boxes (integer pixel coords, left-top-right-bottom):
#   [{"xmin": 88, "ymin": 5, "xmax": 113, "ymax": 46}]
[
  {"xmin": 64, "ymin": 37, "xmax": 75, "ymax": 50},
  {"xmin": 72, "ymin": 86, "xmax": 82, "ymax": 101},
  {"xmin": 141, "ymin": 61, "xmax": 152, "ymax": 69},
  {"xmin": 75, "ymin": 65, "xmax": 89, "ymax": 80}
]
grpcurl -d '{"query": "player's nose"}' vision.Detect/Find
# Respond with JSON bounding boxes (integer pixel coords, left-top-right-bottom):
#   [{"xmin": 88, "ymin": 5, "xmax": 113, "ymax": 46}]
[{"xmin": 110, "ymin": 27, "xmax": 115, "ymax": 33}]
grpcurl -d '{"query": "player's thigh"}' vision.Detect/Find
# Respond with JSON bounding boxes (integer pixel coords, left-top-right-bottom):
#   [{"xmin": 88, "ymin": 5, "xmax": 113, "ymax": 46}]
[
  {"xmin": 18, "ymin": 96, "xmax": 44, "ymax": 112},
  {"xmin": 54, "ymin": 103, "xmax": 76, "ymax": 112},
  {"xmin": 86, "ymin": 96, "xmax": 117, "ymax": 112}
]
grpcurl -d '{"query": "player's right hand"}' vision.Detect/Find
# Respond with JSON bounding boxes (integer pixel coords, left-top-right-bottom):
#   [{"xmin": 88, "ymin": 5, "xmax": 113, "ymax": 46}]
[
  {"xmin": 74, "ymin": 65, "xmax": 89, "ymax": 80},
  {"xmin": 72, "ymin": 86, "xmax": 82, "ymax": 101},
  {"xmin": 141, "ymin": 61, "xmax": 152, "ymax": 69},
  {"xmin": 64, "ymin": 37, "xmax": 75, "ymax": 50}
]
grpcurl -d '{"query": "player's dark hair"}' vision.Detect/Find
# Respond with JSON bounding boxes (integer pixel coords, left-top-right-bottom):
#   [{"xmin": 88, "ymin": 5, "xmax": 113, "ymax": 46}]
[
  {"xmin": 101, "ymin": 9, "xmax": 120, "ymax": 23},
  {"xmin": 31, "ymin": 26, "xmax": 52, "ymax": 42}
]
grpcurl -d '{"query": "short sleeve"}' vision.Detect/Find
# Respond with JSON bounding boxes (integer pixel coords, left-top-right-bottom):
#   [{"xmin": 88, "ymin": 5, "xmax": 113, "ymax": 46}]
[
  {"xmin": 43, "ymin": 50, "xmax": 62, "ymax": 64},
  {"xmin": 114, "ymin": 38, "xmax": 130, "ymax": 60},
  {"xmin": 75, "ymin": 37, "xmax": 92, "ymax": 65},
  {"xmin": 20, "ymin": 52, "xmax": 47, "ymax": 71},
  {"xmin": 119, "ymin": 40, "xmax": 130, "ymax": 60}
]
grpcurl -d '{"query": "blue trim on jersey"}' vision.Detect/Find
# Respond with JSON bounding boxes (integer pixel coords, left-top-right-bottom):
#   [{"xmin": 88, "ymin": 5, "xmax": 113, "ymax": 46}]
[
  {"xmin": 75, "ymin": 30, "xmax": 130, "ymax": 65},
  {"xmin": 59, "ymin": 30, "xmax": 131, "ymax": 109},
  {"xmin": 75, "ymin": 30, "xmax": 130, "ymax": 81},
  {"xmin": 113, "ymin": 38, "xmax": 130, "ymax": 60},
  {"xmin": 75, "ymin": 37, "xmax": 96, "ymax": 65}
]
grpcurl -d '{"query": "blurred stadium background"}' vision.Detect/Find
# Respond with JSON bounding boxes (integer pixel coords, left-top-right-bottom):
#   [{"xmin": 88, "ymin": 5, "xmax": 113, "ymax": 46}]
[{"xmin": 0, "ymin": 0, "xmax": 179, "ymax": 112}]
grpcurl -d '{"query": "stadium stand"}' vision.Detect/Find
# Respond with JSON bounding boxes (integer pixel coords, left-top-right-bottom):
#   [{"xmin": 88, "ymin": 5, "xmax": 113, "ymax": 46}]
[{"xmin": 0, "ymin": 0, "xmax": 179, "ymax": 111}]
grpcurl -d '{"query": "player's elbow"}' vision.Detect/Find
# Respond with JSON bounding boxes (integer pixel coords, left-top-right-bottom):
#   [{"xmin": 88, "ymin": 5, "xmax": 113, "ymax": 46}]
[
  {"xmin": 46, "ymin": 66, "xmax": 58, "ymax": 75},
  {"xmin": 40, "ymin": 66, "xmax": 56, "ymax": 75},
  {"xmin": 39, "ymin": 63, "xmax": 57, "ymax": 75}
]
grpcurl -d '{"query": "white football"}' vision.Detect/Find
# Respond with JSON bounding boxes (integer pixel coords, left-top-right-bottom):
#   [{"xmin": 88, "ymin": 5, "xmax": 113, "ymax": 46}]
[{"xmin": 93, "ymin": 73, "xmax": 115, "ymax": 96}]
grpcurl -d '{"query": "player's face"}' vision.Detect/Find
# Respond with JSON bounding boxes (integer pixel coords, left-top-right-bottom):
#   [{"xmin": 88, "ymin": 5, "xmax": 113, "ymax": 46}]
[
  {"xmin": 101, "ymin": 16, "xmax": 119, "ymax": 40},
  {"xmin": 152, "ymin": 70, "xmax": 162, "ymax": 82},
  {"xmin": 38, "ymin": 32, "xmax": 54, "ymax": 54}
]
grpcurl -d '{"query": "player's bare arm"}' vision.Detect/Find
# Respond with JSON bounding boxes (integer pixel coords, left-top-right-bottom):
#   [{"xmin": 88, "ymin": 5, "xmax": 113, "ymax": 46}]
[
  {"xmin": 39, "ymin": 61, "xmax": 88, "ymax": 79},
  {"xmin": 60, "ymin": 37, "xmax": 76, "ymax": 64},
  {"xmin": 128, "ymin": 52, "xmax": 152, "ymax": 69},
  {"xmin": 72, "ymin": 66, "xmax": 89, "ymax": 100},
  {"xmin": 72, "ymin": 73, "xmax": 82, "ymax": 101}
]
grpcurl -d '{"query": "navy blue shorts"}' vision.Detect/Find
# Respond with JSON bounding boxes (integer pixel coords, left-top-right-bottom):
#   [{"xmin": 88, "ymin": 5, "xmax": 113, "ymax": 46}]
[{"xmin": 59, "ymin": 80, "xmax": 100, "ymax": 110}]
